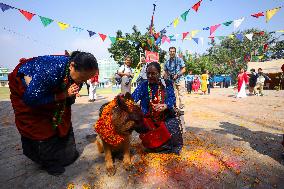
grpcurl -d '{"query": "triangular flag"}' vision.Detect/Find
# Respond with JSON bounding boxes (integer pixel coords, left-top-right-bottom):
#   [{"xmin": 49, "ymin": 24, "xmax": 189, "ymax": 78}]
[
  {"xmin": 155, "ymin": 37, "xmax": 161, "ymax": 45},
  {"xmin": 109, "ymin": 36, "xmax": 116, "ymax": 44},
  {"xmin": 245, "ymin": 33, "xmax": 253, "ymax": 41},
  {"xmin": 39, "ymin": 16, "xmax": 53, "ymax": 27},
  {"xmin": 276, "ymin": 30, "xmax": 284, "ymax": 33},
  {"xmin": 264, "ymin": 43, "xmax": 269, "ymax": 51},
  {"xmin": 228, "ymin": 34, "xmax": 234, "ymax": 39},
  {"xmin": 210, "ymin": 24, "xmax": 221, "ymax": 35},
  {"xmin": 251, "ymin": 12, "xmax": 264, "ymax": 18},
  {"xmin": 0, "ymin": 3, "xmax": 13, "ymax": 12},
  {"xmin": 87, "ymin": 30, "xmax": 96, "ymax": 37},
  {"xmin": 192, "ymin": 0, "xmax": 202, "ymax": 12},
  {"xmin": 118, "ymin": 38, "xmax": 125, "ymax": 41},
  {"xmin": 57, "ymin": 22, "xmax": 69, "ymax": 30},
  {"xmin": 235, "ymin": 34, "xmax": 244, "ymax": 42},
  {"xmin": 181, "ymin": 10, "xmax": 189, "ymax": 21},
  {"xmin": 192, "ymin": 38, "xmax": 199, "ymax": 44},
  {"xmin": 200, "ymin": 37, "xmax": 204, "ymax": 46},
  {"xmin": 182, "ymin": 32, "xmax": 189, "ymax": 40},
  {"xmin": 223, "ymin": 21, "xmax": 233, "ymax": 26},
  {"xmin": 169, "ymin": 35, "xmax": 176, "ymax": 41},
  {"xmin": 203, "ymin": 27, "xmax": 210, "ymax": 30},
  {"xmin": 266, "ymin": 7, "xmax": 281, "ymax": 23},
  {"xmin": 99, "ymin": 33, "xmax": 107, "ymax": 41},
  {"xmin": 234, "ymin": 17, "xmax": 245, "ymax": 30},
  {"xmin": 162, "ymin": 36, "xmax": 170, "ymax": 44},
  {"xmin": 73, "ymin": 27, "xmax": 84, "ymax": 32},
  {"xmin": 191, "ymin": 30, "xmax": 200, "ymax": 37},
  {"xmin": 173, "ymin": 18, "xmax": 179, "ymax": 28},
  {"xmin": 258, "ymin": 55, "xmax": 264, "ymax": 60},
  {"xmin": 19, "ymin": 9, "xmax": 35, "ymax": 21}
]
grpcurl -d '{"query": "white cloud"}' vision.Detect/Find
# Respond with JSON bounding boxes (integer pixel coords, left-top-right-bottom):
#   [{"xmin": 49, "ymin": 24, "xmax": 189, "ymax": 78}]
[{"xmin": 70, "ymin": 37, "xmax": 111, "ymax": 59}]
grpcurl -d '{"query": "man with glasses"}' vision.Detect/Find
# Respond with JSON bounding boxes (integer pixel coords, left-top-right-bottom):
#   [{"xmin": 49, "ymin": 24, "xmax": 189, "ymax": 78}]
[{"xmin": 163, "ymin": 47, "xmax": 186, "ymax": 112}]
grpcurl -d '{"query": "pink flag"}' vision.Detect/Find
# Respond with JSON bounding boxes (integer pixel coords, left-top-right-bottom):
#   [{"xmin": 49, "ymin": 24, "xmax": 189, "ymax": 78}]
[
  {"xmin": 182, "ymin": 32, "xmax": 189, "ymax": 40},
  {"xmin": 210, "ymin": 24, "xmax": 221, "ymax": 35},
  {"xmin": 162, "ymin": 36, "xmax": 170, "ymax": 44}
]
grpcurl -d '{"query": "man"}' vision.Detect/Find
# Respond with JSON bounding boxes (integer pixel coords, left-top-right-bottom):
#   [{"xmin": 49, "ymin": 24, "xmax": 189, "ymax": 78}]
[
  {"xmin": 185, "ymin": 70, "xmax": 194, "ymax": 94},
  {"xmin": 248, "ymin": 69, "xmax": 258, "ymax": 95},
  {"xmin": 88, "ymin": 72, "xmax": 99, "ymax": 102},
  {"xmin": 163, "ymin": 47, "xmax": 186, "ymax": 111},
  {"xmin": 136, "ymin": 55, "xmax": 148, "ymax": 85},
  {"xmin": 254, "ymin": 68, "xmax": 271, "ymax": 96},
  {"xmin": 118, "ymin": 55, "xmax": 134, "ymax": 94}
]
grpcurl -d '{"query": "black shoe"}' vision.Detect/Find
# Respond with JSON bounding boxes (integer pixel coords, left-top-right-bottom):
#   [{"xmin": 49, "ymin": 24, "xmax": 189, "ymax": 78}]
[{"xmin": 43, "ymin": 165, "xmax": 65, "ymax": 176}]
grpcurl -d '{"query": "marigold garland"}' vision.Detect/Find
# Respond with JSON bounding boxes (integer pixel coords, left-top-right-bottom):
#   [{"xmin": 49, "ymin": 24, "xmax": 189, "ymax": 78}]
[{"xmin": 95, "ymin": 98, "xmax": 136, "ymax": 146}]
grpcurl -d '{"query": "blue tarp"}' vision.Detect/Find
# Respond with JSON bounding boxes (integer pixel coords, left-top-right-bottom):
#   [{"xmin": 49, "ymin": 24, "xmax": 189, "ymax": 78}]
[{"xmin": 212, "ymin": 75, "xmax": 231, "ymax": 83}]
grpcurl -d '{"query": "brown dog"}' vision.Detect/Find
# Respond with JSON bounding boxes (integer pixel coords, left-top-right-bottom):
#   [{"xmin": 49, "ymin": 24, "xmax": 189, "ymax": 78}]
[{"xmin": 94, "ymin": 92, "xmax": 144, "ymax": 176}]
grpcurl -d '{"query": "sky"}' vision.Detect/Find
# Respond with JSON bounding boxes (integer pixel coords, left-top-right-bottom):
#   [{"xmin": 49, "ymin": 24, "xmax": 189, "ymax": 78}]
[{"xmin": 0, "ymin": 0, "xmax": 284, "ymax": 69}]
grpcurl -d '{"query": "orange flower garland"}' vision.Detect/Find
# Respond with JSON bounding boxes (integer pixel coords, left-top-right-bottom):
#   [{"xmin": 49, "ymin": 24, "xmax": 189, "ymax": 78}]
[{"xmin": 95, "ymin": 98, "xmax": 128, "ymax": 146}]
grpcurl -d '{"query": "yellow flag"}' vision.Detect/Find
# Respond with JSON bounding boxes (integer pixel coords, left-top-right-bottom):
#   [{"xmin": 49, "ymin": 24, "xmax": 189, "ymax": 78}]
[
  {"xmin": 276, "ymin": 30, "xmax": 284, "ymax": 33},
  {"xmin": 118, "ymin": 38, "xmax": 125, "ymax": 41},
  {"xmin": 228, "ymin": 34, "xmax": 234, "ymax": 39},
  {"xmin": 173, "ymin": 18, "xmax": 179, "ymax": 28},
  {"xmin": 191, "ymin": 30, "xmax": 200, "ymax": 37},
  {"xmin": 258, "ymin": 55, "xmax": 264, "ymax": 60},
  {"xmin": 266, "ymin": 7, "xmax": 281, "ymax": 23},
  {"xmin": 57, "ymin": 22, "xmax": 69, "ymax": 30}
]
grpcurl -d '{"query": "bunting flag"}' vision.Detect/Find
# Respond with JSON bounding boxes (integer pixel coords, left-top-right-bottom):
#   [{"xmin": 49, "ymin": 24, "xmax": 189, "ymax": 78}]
[
  {"xmin": 155, "ymin": 37, "xmax": 161, "ymax": 44},
  {"xmin": 87, "ymin": 30, "xmax": 96, "ymax": 37},
  {"xmin": 0, "ymin": 3, "xmax": 13, "ymax": 12},
  {"xmin": 19, "ymin": 9, "xmax": 35, "ymax": 21},
  {"xmin": 254, "ymin": 31, "xmax": 265, "ymax": 36},
  {"xmin": 192, "ymin": 0, "xmax": 202, "ymax": 12},
  {"xmin": 264, "ymin": 43, "xmax": 269, "ymax": 51},
  {"xmin": 245, "ymin": 33, "xmax": 253, "ymax": 41},
  {"xmin": 223, "ymin": 21, "xmax": 233, "ymax": 26},
  {"xmin": 57, "ymin": 22, "xmax": 69, "ymax": 30},
  {"xmin": 154, "ymin": 32, "xmax": 160, "ymax": 39},
  {"xmin": 228, "ymin": 34, "xmax": 234, "ymax": 39},
  {"xmin": 99, "ymin": 33, "xmax": 107, "ymax": 41},
  {"xmin": 251, "ymin": 12, "xmax": 264, "ymax": 18},
  {"xmin": 39, "ymin": 16, "xmax": 53, "ymax": 27},
  {"xmin": 73, "ymin": 27, "xmax": 84, "ymax": 32},
  {"xmin": 266, "ymin": 7, "xmax": 281, "ymax": 23},
  {"xmin": 169, "ymin": 35, "xmax": 176, "ymax": 41},
  {"xmin": 235, "ymin": 33, "xmax": 244, "ymax": 42},
  {"xmin": 181, "ymin": 10, "xmax": 189, "ymax": 21},
  {"xmin": 203, "ymin": 27, "xmax": 210, "ymax": 30},
  {"xmin": 258, "ymin": 55, "xmax": 264, "ymax": 60},
  {"xmin": 182, "ymin": 32, "xmax": 189, "ymax": 40},
  {"xmin": 109, "ymin": 36, "xmax": 116, "ymax": 44},
  {"xmin": 191, "ymin": 30, "xmax": 200, "ymax": 37},
  {"xmin": 200, "ymin": 37, "xmax": 204, "ymax": 46},
  {"xmin": 276, "ymin": 30, "xmax": 284, "ymax": 33},
  {"xmin": 162, "ymin": 36, "xmax": 170, "ymax": 44},
  {"xmin": 210, "ymin": 24, "xmax": 221, "ymax": 35},
  {"xmin": 173, "ymin": 18, "xmax": 179, "ymax": 28},
  {"xmin": 118, "ymin": 38, "xmax": 125, "ymax": 41},
  {"xmin": 234, "ymin": 17, "xmax": 245, "ymax": 30},
  {"xmin": 192, "ymin": 38, "xmax": 199, "ymax": 44}
]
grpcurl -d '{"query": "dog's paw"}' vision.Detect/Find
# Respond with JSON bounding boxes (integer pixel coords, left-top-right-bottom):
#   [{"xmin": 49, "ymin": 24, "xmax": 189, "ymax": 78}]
[{"xmin": 106, "ymin": 166, "xmax": 116, "ymax": 176}]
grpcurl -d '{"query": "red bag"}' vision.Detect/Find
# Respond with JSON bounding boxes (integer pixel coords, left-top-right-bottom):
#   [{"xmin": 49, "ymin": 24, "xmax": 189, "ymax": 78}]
[{"xmin": 139, "ymin": 118, "xmax": 171, "ymax": 149}]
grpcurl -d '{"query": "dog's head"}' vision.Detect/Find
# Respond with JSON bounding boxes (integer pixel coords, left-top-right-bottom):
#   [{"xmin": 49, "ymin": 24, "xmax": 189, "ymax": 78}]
[{"xmin": 108, "ymin": 92, "xmax": 144, "ymax": 136}]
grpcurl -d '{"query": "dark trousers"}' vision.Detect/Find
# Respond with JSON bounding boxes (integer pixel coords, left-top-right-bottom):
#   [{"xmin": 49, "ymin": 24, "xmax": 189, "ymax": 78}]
[
  {"xmin": 207, "ymin": 84, "xmax": 210, "ymax": 94},
  {"xmin": 21, "ymin": 127, "xmax": 78, "ymax": 169},
  {"xmin": 186, "ymin": 81, "xmax": 193, "ymax": 93}
]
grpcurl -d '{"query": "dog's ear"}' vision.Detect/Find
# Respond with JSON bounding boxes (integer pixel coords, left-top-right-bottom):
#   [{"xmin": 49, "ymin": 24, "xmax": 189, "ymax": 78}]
[
  {"xmin": 124, "ymin": 92, "xmax": 134, "ymax": 101},
  {"xmin": 116, "ymin": 96, "xmax": 128, "ymax": 112}
]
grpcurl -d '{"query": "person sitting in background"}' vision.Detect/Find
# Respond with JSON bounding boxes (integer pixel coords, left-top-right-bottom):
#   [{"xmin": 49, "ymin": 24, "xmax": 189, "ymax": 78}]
[
  {"xmin": 8, "ymin": 51, "xmax": 98, "ymax": 175},
  {"xmin": 132, "ymin": 62, "xmax": 183, "ymax": 154}
]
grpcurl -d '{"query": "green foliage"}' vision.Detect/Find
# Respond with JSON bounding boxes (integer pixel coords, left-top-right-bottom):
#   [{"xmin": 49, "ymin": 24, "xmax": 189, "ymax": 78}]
[
  {"xmin": 108, "ymin": 25, "xmax": 166, "ymax": 68},
  {"xmin": 271, "ymin": 39, "xmax": 284, "ymax": 59}
]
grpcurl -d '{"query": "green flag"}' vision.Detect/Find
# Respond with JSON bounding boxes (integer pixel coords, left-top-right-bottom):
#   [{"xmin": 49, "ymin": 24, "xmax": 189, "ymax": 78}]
[
  {"xmin": 216, "ymin": 36, "xmax": 225, "ymax": 40},
  {"xmin": 181, "ymin": 10, "xmax": 189, "ymax": 22},
  {"xmin": 39, "ymin": 16, "xmax": 53, "ymax": 27},
  {"xmin": 109, "ymin": 36, "xmax": 116, "ymax": 44},
  {"xmin": 223, "ymin": 21, "xmax": 233, "ymax": 26}
]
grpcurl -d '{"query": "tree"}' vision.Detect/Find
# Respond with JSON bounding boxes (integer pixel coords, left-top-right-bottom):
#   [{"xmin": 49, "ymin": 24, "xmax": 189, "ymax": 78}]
[
  {"xmin": 108, "ymin": 25, "xmax": 166, "ymax": 68},
  {"xmin": 271, "ymin": 40, "xmax": 284, "ymax": 59}
]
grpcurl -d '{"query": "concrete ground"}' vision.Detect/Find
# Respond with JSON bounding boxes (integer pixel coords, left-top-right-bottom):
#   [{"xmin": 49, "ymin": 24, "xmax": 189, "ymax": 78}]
[{"xmin": 0, "ymin": 88, "xmax": 283, "ymax": 189}]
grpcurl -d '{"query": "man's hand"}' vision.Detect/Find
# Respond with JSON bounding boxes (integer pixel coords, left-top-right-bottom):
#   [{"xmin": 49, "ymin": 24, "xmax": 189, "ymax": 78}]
[{"xmin": 67, "ymin": 83, "xmax": 80, "ymax": 97}]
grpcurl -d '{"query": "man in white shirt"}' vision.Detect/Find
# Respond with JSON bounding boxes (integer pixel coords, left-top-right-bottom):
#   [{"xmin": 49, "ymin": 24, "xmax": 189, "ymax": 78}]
[{"xmin": 118, "ymin": 55, "xmax": 134, "ymax": 94}]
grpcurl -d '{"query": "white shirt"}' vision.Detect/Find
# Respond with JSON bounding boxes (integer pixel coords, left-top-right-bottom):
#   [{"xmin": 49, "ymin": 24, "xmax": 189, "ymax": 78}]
[{"xmin": 118, "ymin": 64, "xmax": 133, "ymax": 75}]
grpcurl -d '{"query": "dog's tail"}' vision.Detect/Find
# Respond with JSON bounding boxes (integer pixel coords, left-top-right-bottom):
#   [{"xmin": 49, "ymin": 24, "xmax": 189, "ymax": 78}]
[{"xmin": 96, "ymin": 136, "xmax": 104, "ymax": 153}]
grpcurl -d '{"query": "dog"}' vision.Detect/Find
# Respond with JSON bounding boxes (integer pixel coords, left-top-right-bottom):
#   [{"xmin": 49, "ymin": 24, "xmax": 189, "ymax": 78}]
[{"xmin": 94, "ymin": 92, "xmax": 144, "ymax": 176}]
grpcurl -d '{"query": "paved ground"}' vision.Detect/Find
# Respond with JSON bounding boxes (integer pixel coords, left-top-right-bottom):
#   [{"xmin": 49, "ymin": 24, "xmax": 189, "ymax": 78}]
[{"xmin": 0, "ymin": 88, "xmax": 283, "ymax": 189}]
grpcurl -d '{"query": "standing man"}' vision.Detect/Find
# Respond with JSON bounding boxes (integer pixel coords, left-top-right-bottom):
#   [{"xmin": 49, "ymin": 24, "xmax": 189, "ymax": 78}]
[
  {"xmin": 254, "ymin": 68, "xmax": 271, "ymax": 96},
  {"xmin": 137, "ymin": 55, "xmax": 148, "ymax": 85},
  {"xmin": 118, "ymin": 55, "xmax": 134, "ymax": 94},
  {"xmin": 88, "ymin": 72, "xmax": 99, "ymax": 102},
  {"xmin": 163, "ymin": 47, "xmax": 186, "ymax": 111},
  {"xmin": 185, "ymin": 70, "xmax": 194, "ymax": 94},
  {"xmin": 248, "ymin": 69, "xmax": 257, "ymax": 95}
]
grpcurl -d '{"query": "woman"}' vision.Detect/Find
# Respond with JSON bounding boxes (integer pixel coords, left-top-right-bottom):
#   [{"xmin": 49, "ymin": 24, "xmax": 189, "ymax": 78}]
[
  {"xmin": 201, "ymin": 70, "xmax": 208, "ymax": 95},
  {"xmin": 9, "ymin": 51, "xmax": 98, "ymax": 175},
  {"xmin": 118, "ymin": 55, "xmax": 134, "ymax": 94},
  {"xmin": 132, "ymin": 62, "xmax": 183, "ymax": 155},
  {"xmin": 192, "ymin": 75, "xmax": 200, "ymax": 93},
  {"xmin": 236, "ymin": 68, "xmax": 248, "ymax": 98}
]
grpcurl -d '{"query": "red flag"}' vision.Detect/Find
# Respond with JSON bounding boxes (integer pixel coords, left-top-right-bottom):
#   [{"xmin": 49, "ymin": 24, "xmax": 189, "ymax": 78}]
[
  {"xmin": 98, "ymin": 33, "xmax": 107, "ymax": 41},
  {"xmin": 154, "ymin": 32, "xmax": 160, "ymax": 39},
  {"xmin": 182, "ymin": 32, "xmax": 189, "ymax": 40},
  {"xmin": 264, "ymin": 43, "xmax": 268, "ymax": 51},
  {"xmin": 19, "ymin": 9, "xmax": 35, "ymax": 21},
  {"xmin": 192, "ymin": 0, "xmax": 202, "ymax": 12},
  {"xmin": 251, "ymin": 12, "xmax": 264, "ymax": 18},
  {"xmin": 255, "ymin": 31, "xmax": 265, "ymax": 36}
]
